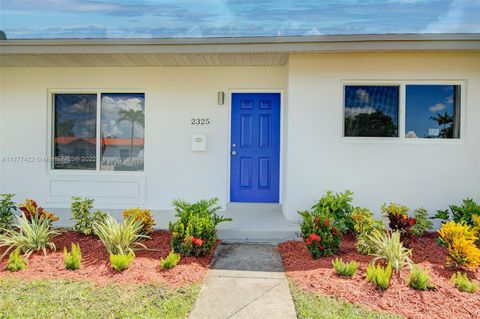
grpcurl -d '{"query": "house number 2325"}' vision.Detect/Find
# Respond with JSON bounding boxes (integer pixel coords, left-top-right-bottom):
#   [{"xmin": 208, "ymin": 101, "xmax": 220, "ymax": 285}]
[{"xmin": 191, "ymin": 118, "xmax": 210, "ymax": 125}]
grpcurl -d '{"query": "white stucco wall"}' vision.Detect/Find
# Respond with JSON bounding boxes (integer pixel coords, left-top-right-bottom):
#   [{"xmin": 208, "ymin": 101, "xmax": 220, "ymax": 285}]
[
  {"xmin": 1, "ymin": 52, "xmax": 479, "ymax": 225},
  {"xmin": 284, "ymin": 52, "xmax": 480, "ymax": 222},
  {"xmin": 0, "ymin": 66, "xmax": 286, "ymax": 212}
]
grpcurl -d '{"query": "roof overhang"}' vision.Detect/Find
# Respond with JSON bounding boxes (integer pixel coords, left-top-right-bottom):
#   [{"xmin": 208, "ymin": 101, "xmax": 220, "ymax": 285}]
[{"xmin": 1, "ymin": 33, "xmax": 479, "ymax": 67}]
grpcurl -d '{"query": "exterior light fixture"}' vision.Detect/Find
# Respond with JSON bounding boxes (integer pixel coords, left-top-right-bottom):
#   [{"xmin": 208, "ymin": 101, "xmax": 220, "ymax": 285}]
[{"xmin": 218, "ymin": 91, "xmax": 225, "ymax": 105}]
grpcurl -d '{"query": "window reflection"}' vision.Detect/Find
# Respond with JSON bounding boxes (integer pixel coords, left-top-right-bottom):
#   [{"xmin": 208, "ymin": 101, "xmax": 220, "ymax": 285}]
[
  {"xmin": 100, "ymin": 93, "xmax": 145, "ymax": 171},
  {"xmin": 53, "ymin": 94, "xmax": 97, "ymax": 169},
  {"xmin": 344, "ymin": 86, "xmax": 399, "ymax": 137},
  {"xmin": 406, "ymin": 85, "xmax": 461, "ymax": 139}
]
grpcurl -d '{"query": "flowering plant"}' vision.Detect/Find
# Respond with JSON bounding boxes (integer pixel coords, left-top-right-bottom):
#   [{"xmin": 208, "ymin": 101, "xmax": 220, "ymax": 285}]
[
  {"xmin": 189, "ymin": 236, "xmax": 204, "ymax": 247},
  {"xmin": 18, "ymin": 199, "xmax": 58, "ymax": 224},
  {"xmin": 382, "ymin": 203, "xmax": 416, "ymax": 246},
  {"xmin": 169, "ymin": 198, "xmax": 230, "ymax": 256},
  {"xmin": 299, "ymin": 211, "xmax": 341, "ymax": 259}
]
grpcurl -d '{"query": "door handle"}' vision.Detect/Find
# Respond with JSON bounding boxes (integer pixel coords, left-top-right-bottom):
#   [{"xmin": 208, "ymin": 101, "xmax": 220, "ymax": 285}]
[{"xmin": 231, "ymin": 151, "xmax": 237, "ymax": 156}]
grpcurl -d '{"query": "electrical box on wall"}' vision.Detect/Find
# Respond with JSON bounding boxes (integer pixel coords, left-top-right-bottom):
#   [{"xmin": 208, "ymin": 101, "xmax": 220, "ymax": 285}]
[{"xmin": 192, "ymin": 133, "xmax": 207, "ymax": 151}]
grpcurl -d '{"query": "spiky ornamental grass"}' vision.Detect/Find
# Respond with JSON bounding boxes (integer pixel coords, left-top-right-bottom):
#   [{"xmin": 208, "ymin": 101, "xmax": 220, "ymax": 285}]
[
  {"xmin": 368, "ymin": 230, "xmax": 412, "ymax": 274},
  {"xmin": 93, "ymin": 214, "xmax": 148, "ymax": 256},
  {"xmin": 408, "ymin": 265, "xmax": 433, "ymax": 290},
  {"xmin": 0, "ymin": 213, "xmax": 60, "ymax": 258},
  {"xmin": 64, "ymin": 243, "xmax": 82, "ymax": 270},
  {"xmin": 332, "ymin": 258, "xmax": 358, "ymax": 277},
  {"xmin": 451, "ymin": 272, "xmax": 478, "ymax": 293},
  {"xmin": 159, "ymin": 251, "xmax": 181, "ymax": 270}
]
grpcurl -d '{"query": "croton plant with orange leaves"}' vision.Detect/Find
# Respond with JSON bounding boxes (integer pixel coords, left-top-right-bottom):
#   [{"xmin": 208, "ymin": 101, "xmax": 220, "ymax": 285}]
[{"xmin": 18, "ymin": 199, "xmax": 59, "ymax": 223}]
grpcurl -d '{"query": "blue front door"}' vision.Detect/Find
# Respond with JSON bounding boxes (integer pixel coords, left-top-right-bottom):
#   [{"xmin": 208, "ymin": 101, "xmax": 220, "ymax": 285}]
[{"xmin": 230, "ymin": 93, "xmax": 280, "ymax": 203}]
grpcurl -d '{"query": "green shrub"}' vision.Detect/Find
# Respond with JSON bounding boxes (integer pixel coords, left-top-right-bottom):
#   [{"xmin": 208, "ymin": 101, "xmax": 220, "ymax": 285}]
[
  {"xmin": 169, "ymin": 198, "xmax": 231, "ymax": 256},
  {"xmin": 332, "ymin": 258, "xmax": 358, "ymax": 277},
  {"xmin": 71, "ymin": 197, "xmax": 107, "ymax": 236},
  {"xmin": 159, "ymin": 251, "xmax": 181, "ymax": 270},
  {"xmin": 411, "ymin": 208, "xmax": 433, "ymax": 237},
  {"xmin": 311, "ymin": 190, "xmax": 354, "ymax": 234},
  {"xmin": 351, "ymin": 207, "xmax": 386, "ymax": 255},
  {"xmin": 123, "ymin": 208, "xmax": 155, "ymax": 235},
  {"xmin": 451, "ymin": 272, "xmax": 478, "ymax": 293},
  {"xmin": 109, "ymin": 252, "xmax": 134, "ymax": 272},
  {"xmin": 408, "ymin": 265, "xmax": 433, "ymax": 290},
  {"xmin": 64, "ymin": 243, "xmax": 82, "ymax": 270},
  {"xmin": 368, "ymin": 231, "xmax": 412, "ymax": 273},
  {"xmin": 7, "ymin": 248, "xmax": 27, "ymax": 272},
  {"xmin": 433, "ymin": 198, "xmax": 480, "ymax": 226},
  {"xmin": 93, "ymin": 214, "xmax": 148, "ymax": 255},
  {"xmin": 0, "ymin": 194, "xmax": 16, "ymax": 232},
  {"xmin": 366, "ymin": 263, "xmax": 392, "ymax": 290},
  {"xmin": 0, "ymin": 212, "xmax": 60, "ymax": 258},
  {"xmin": 298, "ymin": 211, "xmax": 341, "ymax": 259}
]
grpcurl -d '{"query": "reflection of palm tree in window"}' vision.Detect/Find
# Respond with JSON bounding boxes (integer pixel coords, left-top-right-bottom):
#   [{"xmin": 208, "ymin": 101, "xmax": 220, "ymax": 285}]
[
  {"xmin": 430, "ymin": 111, "xmax": 453, "ymax": 138},
  {"xmin": 116, "ymin": 109, "xmax": 145, "ymax": 163},
  {"xmin": 55, "ymin": 111, "xmax": 75, "ymax": 137}
]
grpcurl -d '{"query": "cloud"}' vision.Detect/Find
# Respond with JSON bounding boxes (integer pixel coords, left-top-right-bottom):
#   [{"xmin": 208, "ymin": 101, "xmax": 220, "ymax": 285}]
[
  {"xmin": 345, "ymin": 106, "xmax": 376, "ymax": 117},
  {"xmin": 423, "ymin": 0, "xmax": 480, "ymax": 33},
  {"xmin": 429, "ymin": 103, "xmax": 447, "ymax": 112},
  {"xmin": 356, "ymin": 89, "xmax": 370, "ymax": 103}
]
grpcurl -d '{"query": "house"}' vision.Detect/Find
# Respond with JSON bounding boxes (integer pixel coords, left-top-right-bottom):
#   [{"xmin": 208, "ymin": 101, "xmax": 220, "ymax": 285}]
[{"xmin": 0, "ymin": 34, "xmax": 479, "ymax": 235}]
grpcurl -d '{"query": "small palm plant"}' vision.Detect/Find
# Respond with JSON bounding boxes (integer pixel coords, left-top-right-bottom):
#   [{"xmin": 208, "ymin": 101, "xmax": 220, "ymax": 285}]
[
  {"xmin": 93, "ymin": 214, "xmax": 148, "ymax": 255},
  {"xmin": 0, "ymin": 212, "xmax": 60, "ymax": 258}
]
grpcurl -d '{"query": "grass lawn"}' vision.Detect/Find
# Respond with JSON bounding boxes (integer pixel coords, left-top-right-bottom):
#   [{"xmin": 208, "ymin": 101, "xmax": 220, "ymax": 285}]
[
  {"xmin": 0, "ymin": 278, "xmax": 200, "ymax": 319},
  {"xmin": 289, "ymin": 283, "xmax": 403, "ymax": 319}
]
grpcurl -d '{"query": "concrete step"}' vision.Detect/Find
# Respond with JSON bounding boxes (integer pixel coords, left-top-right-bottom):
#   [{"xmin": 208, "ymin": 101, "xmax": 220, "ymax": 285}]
[{"xmin": 217, "ymin": 203, "xmax": 300, "ymax": 243}]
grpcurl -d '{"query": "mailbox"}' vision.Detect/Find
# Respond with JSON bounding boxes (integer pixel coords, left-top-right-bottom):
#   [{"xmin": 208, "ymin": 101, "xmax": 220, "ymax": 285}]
[{"xmin": 192, "ymin": 133, "xmax": 207, "ymax": 151}]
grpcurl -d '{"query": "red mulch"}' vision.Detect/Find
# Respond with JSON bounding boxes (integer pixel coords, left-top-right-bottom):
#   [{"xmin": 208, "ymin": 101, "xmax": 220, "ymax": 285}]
[
  {"xmin": 0, "ymin": 230, "xmax": 213, "ymax": 288},
  {"xmin": 279, "ymin": 233, "xmax": 480, "ymax": 319}
]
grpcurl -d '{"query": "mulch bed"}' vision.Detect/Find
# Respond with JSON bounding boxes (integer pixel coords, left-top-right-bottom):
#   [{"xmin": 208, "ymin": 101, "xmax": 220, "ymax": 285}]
[
  {"xmin": 279, "ymin": 233, "xmax": 480, "ymax": 319},
  {"xmin": 0, "ymin": 230, "xmax": 213, "ymax": 288}
]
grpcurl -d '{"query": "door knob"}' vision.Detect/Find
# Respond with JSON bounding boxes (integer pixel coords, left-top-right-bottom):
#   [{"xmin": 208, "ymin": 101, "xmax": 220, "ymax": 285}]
[{"xmin": 231, "ymin": 151, "xmax": 237, "ymax": 156}]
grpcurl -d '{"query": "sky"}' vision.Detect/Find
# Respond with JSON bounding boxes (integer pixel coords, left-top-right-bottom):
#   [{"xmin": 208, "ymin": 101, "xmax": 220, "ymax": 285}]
[{"xmin": 0, "ymin": 0, "xmax": 479, "ymax": 39}]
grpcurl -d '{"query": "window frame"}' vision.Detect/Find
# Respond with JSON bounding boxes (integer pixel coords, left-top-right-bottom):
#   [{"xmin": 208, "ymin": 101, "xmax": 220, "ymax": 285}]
[
  {"xmin": 341, "ymin": 80, "xmax": 466, "ymax": 144},
  {"xmin": 47, "ymin": 89, "xmax": 147, "ymax": 175}
]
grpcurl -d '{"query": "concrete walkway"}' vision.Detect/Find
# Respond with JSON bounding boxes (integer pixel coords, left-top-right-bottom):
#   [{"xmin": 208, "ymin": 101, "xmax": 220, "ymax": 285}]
[{"xmin": 189, "ymin": 243, "xmax": 297, "ymax": 319}]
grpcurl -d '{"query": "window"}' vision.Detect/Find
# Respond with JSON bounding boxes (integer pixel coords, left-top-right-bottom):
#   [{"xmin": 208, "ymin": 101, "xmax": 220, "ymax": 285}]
[
  {"xmin": 100, "ymin": 93, "xmax": 145, "ymax": 171},
  {"xmin": 405, "ymin": 85, "xmax": 461, "ymax": 139},
  {"xmin": 53, "ymin": 94, "xmax": 97, "ymax": 170},
  {"xmin": 344, "ymin": 85, "xmax": 399, "ymax": 137},
  {"xmin": 52, "ymin": 92, "xmax": 145, "ymax": 171}
]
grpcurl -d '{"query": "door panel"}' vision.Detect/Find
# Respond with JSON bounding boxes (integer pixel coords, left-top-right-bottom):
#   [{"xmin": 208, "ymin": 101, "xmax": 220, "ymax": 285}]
[{"xmin": 230, "ymin": 93, "xmax": 280, "ymax": 203}]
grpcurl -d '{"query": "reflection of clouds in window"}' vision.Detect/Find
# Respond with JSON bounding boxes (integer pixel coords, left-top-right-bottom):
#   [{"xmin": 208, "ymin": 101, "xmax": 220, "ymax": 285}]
[
  {"xmin": 406, "ymin": 85, "xmax": 460, "ymax": 139},
  {"xmin": 355, "ymin": 89, "xmax": 370, "ymax": 103},
  {"xmin": 53, "ymin": 94, "xmax": 97, "ymax": 169},
  {"xmin": 428, "ymin": 103, "xmax": 447, "ymax": 112},
  {"xmin": 344, "ymin": 86, "xmax": 399, "ymax": 137},
  {"xmin": 344, "ymin": 106, "xmax": 376, "ymax": 117},
  {"xmin": 101, "ymin": 94, "xmax": 144, "ymax": 138},
  {"xmin": 100, "ymin": 93, "xmax": 145, "ymax": 171}
]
